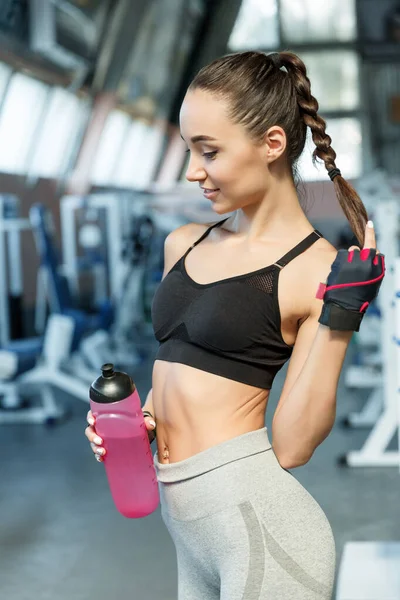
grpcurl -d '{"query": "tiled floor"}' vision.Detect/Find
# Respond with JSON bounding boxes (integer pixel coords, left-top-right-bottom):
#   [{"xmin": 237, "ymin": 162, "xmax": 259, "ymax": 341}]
[{"xmin": 1, "ymin": 345, "xmax": 399, "ymax": 599}]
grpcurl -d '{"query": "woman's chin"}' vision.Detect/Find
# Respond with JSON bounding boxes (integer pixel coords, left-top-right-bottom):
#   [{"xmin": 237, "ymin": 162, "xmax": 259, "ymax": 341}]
[{"xmin": 209, "ymin": 199, "xmax": 231, "ymax": 214}]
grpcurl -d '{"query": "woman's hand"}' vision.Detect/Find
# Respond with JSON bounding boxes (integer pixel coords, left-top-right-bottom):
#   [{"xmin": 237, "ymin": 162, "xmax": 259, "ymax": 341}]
[
  {"xmin": 316, "ymin": 220, "xmax": 385, "ymax": 332},
  {"xmin": 85, "ymin": 409, "xmax": 157, "ymax": 463},
  {"xmin": 85, "ymin": 410, "xmax": 105, "ymax": 462}
]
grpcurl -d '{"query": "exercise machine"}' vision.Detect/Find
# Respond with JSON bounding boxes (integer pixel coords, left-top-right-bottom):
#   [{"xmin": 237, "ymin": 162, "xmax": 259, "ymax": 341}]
[
  {"xmin": 0, "ymin": 314, "xmax": 89, "ymax": 425},
  {"xmin": 0, "ymin": 195, "xmax": 30, "ymax": 345},
  {"xmin": 60, "ymin": 194, "xmax": 131, "ymax": 309},
  {"xmin": 29, "ymin": 202, "xmax": 115, "ymax": 383},
  {"xmin": 79, "ymin": 211, "xmax": 162, "ymax": 369}
]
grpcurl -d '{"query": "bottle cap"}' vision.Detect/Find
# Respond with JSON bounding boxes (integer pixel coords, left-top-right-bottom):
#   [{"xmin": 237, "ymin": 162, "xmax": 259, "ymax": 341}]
[
  {"xmin": 90, "ymin": 364, "xmax": 135, "ymax": 404},
  {"xmin": 101, "ymin": 363, "xmax": 115, "ymax": 378}
]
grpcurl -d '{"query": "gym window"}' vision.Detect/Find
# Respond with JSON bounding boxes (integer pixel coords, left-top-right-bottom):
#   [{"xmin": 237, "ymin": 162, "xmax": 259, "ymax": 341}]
[
  {"xmin": 113, "ymin": 120, "xmax": 166, "ymax": 189},
  {"xmin": 0, "ymin": 66, "xmax": 89, "ymax": 180},
  {"xmin": 91, "ymin": 110, "xmax": 165, "ymax": 189},
  {"xmin": 228, "ymin": 0, "xmax": 279, "ymax": 51},
  {"xmin": 91, "ymin": 109, "xmax": 132, "ymax": 186},
  {"xmin": 27, "ymin": 87, "xmax": 91, "ymax": 180},
  {"xmin": 280, "ymin": 0, "xmax": 356, "ymax": 44},
  {"xmin": 0, "ymin": 72, "xmax": 49, "ymax": 175}
]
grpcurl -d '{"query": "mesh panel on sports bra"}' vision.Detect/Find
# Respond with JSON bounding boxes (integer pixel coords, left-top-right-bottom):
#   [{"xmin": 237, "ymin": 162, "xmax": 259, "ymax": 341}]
[{"xmin": 243, "ymin": 269, "xmax": 275, "ymax": 295}]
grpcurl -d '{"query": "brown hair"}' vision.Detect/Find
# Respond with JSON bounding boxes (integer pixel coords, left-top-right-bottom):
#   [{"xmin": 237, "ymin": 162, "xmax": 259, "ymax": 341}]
[{"xmin": 189, "ymin": 50, "xmax": 367, "ymax": 245}]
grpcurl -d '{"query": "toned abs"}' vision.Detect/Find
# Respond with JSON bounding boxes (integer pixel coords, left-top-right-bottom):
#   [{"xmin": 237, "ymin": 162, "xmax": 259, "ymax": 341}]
[{"xmin": 153, "ymin": 360, "xmax": 269, "ymax": 463}]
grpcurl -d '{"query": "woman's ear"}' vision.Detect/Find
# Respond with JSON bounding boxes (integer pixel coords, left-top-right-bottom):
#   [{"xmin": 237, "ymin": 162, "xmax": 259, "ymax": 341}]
[{"xmin": 263, "ymin": 126, "xmax": 287, "ymax": 164}]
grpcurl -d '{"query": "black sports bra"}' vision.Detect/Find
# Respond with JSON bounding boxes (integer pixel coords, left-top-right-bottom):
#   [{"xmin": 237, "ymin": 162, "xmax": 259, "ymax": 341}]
[{"xmin": 151, "ymin": 218, "xmax": 322, "ymax": 389}]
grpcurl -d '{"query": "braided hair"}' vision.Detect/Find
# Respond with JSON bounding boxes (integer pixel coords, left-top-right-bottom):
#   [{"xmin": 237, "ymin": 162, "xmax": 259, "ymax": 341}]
[{"xmin": 189, "ymin": 50, "xmax": 368, "ymax": 245}]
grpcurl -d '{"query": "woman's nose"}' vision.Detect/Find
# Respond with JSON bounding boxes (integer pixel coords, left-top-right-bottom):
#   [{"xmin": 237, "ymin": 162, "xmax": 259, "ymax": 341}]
[{"xmin": 185, "ymin": 156, "xmax": 206, "ymax": 182}]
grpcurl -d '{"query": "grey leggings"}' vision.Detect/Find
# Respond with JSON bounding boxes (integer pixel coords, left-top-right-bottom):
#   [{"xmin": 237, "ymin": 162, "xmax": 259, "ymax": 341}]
[{"xmin": 154, "ymin": 428, "xmax": 335, "ymax": 600}]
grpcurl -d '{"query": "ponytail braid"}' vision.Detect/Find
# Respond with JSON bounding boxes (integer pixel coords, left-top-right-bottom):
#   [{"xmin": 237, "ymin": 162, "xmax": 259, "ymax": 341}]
[{"xmin": 279, "ymin": 51, "xmax": 368, "ymax": 246}]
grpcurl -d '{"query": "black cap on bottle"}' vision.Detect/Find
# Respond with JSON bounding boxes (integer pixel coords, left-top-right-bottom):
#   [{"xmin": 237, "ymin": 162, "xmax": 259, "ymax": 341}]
[
  {"xmin": 101, "ymin": 363, "xmax": 115, "ymax": 378},
  {"xmin": 90, "ymin": 363, "xmax": 135, "ymax": 404}
]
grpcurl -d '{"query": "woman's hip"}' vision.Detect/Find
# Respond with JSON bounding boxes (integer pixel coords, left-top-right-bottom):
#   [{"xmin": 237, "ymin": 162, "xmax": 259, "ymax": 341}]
[
  {"xmin": 153, "ymin": 427, "xmax": 332, "ymax": 529},
  {"xmin": 154, "ymin": 427, "xmax": 335, "ymax": 597}
]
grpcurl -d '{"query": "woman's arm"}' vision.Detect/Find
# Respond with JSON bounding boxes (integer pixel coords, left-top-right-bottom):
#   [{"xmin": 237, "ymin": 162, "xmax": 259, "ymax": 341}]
[
  {"xmin": 272, "ymin": 221, "xmax": 381, "ymax": 469},
  {"xmin": 271, "ymin": 310, "xmax": 352, "ymax": 469}
]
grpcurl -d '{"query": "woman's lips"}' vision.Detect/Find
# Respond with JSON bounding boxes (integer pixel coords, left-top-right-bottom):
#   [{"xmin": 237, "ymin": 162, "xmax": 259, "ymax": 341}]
[{"xmin": 202, "ymin": 188, "xmax": 220, "ymax": 200}]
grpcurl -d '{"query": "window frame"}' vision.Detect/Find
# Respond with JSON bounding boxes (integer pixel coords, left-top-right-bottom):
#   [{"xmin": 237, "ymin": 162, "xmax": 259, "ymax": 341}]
[
  {"xmin": 255, "ymin": 0, "xmax": 364, "ymax": 180},
  {"xmin": 277, "ymin": 0, "xmax": 357, "ymax": 47}
]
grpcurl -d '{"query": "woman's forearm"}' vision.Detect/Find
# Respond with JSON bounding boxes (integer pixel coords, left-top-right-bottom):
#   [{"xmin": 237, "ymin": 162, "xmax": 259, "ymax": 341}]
[{"xmin": 272, "ymin": 326, "xmax": 352, "ymax": 468}]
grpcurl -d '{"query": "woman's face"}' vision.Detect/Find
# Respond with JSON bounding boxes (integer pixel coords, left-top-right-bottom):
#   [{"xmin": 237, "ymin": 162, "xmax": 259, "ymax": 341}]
[{"xmin": 180, "ymin": 89, "xmax": 274, "ymax": 214}]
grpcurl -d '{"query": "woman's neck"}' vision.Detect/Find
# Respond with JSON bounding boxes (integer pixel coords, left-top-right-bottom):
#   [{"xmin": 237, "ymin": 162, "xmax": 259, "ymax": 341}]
[{"xmin": 229, "ymin": 178, "xmax": 312, "ymax": 243}]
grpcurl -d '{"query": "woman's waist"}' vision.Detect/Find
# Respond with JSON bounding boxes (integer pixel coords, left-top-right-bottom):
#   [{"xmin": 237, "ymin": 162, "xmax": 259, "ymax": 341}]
[
  {"xmin": 154, "ymin": 418, "xmax": 268, "ymax": 464},
  {"xmin": 154, "ymin": 426, "xmax": 274, "ymax": 482}
]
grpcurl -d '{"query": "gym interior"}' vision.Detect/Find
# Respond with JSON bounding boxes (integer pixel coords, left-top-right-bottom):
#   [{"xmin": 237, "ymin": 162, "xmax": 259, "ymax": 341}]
[{"xmin": 0, "ymin": 1, "xmax": 399, "ymax": 599}]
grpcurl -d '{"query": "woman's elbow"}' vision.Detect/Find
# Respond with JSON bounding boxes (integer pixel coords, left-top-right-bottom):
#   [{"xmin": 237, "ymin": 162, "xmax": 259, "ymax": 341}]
[{"xmin": 275, "ymin": 450, "xmax": 313, "ymax": 470}]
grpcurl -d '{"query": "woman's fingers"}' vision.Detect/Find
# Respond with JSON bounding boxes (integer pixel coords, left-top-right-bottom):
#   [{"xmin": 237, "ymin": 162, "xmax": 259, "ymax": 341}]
[
  {"xmin": 85, "ymin": 412, "xmax": 105, "ymax": 460},
  {"xmin": 142, "ymin": 414, "xmax": 157, "ymax": 444},
  {"xmin": 87, "ymin": 410, "xmax": 94, "ymax": 426},
  {"xmin": 348, "ymin": 220, "xmax": 381, "ymax": 257},
  {"xmin": 85, "ymin": 423, "xmax": 102, "ymax": 444},
  {"xmin": 363, "ymin": 220, "xmax": 376, "ymax": 250},
  {"xmin": 85, "ymin": 425, "xmax": 104, "ymax": 447},
  {"xmin": 90, "ymin": 442, "xmax": 106, "ymax": 457},
  {"xmin": 143, "ymin": 416, "xmax": 156, "ymax": 430},
  {"xmin": 85, "ymin": 411, "xmax": 156, "ymax": 462}
]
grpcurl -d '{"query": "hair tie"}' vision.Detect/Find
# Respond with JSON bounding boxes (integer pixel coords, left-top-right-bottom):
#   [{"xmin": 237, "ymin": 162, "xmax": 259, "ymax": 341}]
[
  {"xmin": 328, "ymin": 167, "xmax": 341, "ymax": 181},
  {"xmin": 268, "ymin": 52, "xmax": 283, "ymax": 70}
]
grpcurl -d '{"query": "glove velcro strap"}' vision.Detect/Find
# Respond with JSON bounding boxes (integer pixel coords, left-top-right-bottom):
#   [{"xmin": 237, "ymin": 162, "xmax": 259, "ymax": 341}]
[{"xmin": 319, "ymin": 302, "xmax": 364, "ymax": 332}]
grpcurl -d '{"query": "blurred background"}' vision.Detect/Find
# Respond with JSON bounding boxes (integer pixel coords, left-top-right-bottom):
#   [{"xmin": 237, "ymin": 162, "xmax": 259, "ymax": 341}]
[{"xmin": 0, "ymin": 1, "xmax": 399, "ymax": 598}]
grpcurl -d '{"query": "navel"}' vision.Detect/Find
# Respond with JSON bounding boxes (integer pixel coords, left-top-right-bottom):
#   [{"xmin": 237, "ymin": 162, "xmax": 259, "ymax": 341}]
[{"xmin": 162, "ymin": 445, "xmax": 170, "ymax": 463}]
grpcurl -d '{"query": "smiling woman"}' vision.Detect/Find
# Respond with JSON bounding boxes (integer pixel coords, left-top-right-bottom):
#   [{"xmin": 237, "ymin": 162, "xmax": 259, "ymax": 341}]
[
  {"xmin": 87, "ymin": 48, "xmax": 384, "ymax": 600},
  {"xmin": 180, "ymin": 90, "xmax": 283, "ymax": 218},
  {"xmin": 184, "ymin": 51, "xmax": 368, "ymax": 244}
]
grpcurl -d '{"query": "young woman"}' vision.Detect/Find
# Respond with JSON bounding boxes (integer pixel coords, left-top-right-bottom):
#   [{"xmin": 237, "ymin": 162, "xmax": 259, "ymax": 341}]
[{"xmin": 86, "ymin": 51, "xmax": 385, "ymax": 599}]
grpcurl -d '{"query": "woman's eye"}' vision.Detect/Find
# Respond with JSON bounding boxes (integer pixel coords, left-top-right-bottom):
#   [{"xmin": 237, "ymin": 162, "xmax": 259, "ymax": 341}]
[{"xmin": 185, "ymin": 149, "xmax": 217, "ymax": 159}]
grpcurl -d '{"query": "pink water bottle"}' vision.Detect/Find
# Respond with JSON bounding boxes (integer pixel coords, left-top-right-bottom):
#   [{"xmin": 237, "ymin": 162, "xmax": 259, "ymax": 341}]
[{"xmin": 89, "ymin": 363, "xmax": 159, "ymax": 518}]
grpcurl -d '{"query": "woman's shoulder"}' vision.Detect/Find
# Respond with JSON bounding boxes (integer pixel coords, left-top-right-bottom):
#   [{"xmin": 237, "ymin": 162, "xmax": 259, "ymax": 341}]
[
  {"xmin": 295, "ymin": 235, "xmax": 338, "ymax": 317},
  {"xmin": 162, "ymin": 221, "xmax": 216, "ymax": 275},
  {"xmin": 284, "ymin": 234, "xmax": 338, "ymax": 325},
  {"xmin": 310, "ymin": 235, "xmax": 338, "ymax": 280},
  {"xmin": 165, "ymin": 220, "xmax": 214, "ymax": 250}
]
